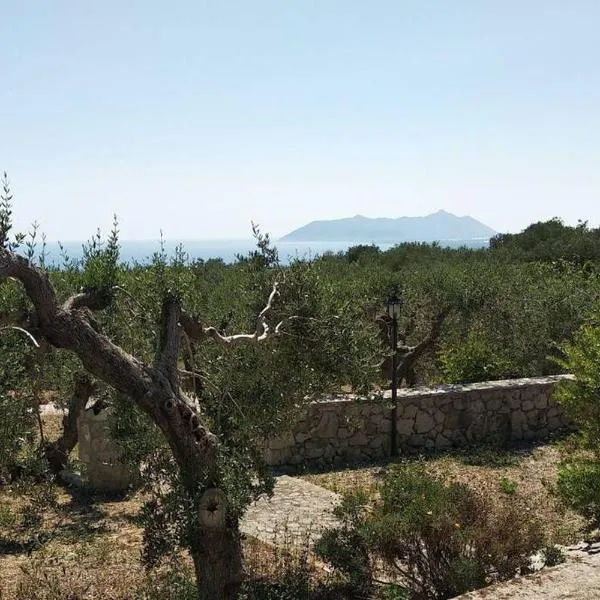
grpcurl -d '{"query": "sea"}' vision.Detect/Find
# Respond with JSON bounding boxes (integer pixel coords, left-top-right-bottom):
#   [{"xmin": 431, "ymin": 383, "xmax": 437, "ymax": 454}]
[{"xmin": 39, "ymin": 238, "xmax": 489, "ymax": 267}]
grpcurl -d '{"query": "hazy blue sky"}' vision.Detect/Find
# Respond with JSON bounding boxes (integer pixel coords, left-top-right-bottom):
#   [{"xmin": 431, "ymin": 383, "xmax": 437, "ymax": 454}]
[{"xmin": 1, "ymin": 1, "xmax": 598, "ymax": 240}]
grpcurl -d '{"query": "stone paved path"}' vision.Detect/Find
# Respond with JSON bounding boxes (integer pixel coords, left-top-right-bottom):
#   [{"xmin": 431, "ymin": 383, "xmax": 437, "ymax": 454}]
[{"xmin": 240, "ymin": 475, "xmax": 341, "ymax": 546}]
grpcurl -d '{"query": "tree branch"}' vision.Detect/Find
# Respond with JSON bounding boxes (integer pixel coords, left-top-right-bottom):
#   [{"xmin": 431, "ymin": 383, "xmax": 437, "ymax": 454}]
[
  {"xmin": 0, "ymin": 250, "xmax": 57, "ymax": 328},
  {"xmin": 180, "ymin": 281, "xmax": 281, "ymax": 346},
  {"xmin": 404, "ymin": 308, "xmax": 450, "ymax": 357},
  {"xmin": 155, "ymin": 294, "xmax": 182, "ymax": 385},
  {"xmin": 1, "ymin": 248, "xmax": 221, "ymax": 493},
  {"xmin": 63, "ymin": 288, "xmax": 112, "ymax": 311},
  {"xmin": 0, "ymin": 248, "xmax": 155, "ymax": 412}
]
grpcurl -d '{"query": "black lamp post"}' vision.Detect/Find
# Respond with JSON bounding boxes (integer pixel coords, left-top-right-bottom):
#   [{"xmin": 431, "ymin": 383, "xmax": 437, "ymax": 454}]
[{"xmin": 387, "ymin": 292, "xmax": 403, "ymax": 456}]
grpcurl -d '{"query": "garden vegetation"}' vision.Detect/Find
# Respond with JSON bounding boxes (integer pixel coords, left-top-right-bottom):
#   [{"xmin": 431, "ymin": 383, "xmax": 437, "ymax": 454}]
[{"xmin": 2, "ymin": 172, "xmax": 600, "ymax": 598}]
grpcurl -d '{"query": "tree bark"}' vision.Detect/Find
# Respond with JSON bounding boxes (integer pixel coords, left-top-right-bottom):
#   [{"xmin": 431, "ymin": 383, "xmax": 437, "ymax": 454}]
[
  {"xmin": 44, "ymin": 372, "xmax": 95, "ymax": 475},
  {"xmin": 379, "ymin": 309, "xmax": 450, "ymax": 386},
  {"xmin": 192, "ymin": 529, "xmax": 243, "ymax": 600},
  {"xmin": 192, "ymin": 487, "xmax": 243, "ymax": 600}
]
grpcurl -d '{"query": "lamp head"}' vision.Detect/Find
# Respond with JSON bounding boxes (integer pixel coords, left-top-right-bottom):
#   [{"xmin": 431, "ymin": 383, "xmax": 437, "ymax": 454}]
[{"xmin": 386, "ymin": 292, "xmax": 403, "ymax": 319}]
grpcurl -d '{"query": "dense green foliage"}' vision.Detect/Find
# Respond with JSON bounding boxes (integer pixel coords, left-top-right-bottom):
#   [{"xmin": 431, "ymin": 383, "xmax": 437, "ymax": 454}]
[
  {"xmin": 0, "ymin": 329, "xmax": 36, "ymax": 480},
  {"xmin": 491, "ymin": 218, "xmax": 600, "ymax": 263},
  {"xmin": 316, "ymin": 463, "xmax": 546, "ymax": 600},
  {"xmin": 554, "ymin": 303, "xmax": 600, "ymax": 529},
  {"xmin": 313, "ymin": 237, "xmax": 598, "ymax": 384}
]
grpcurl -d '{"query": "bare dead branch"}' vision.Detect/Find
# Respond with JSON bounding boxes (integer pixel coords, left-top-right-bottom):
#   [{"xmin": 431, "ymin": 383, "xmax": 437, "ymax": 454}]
[
  {"xmin": 0, "ymin": 325, "xmax": 40, "ymax": 347},
  {"xmin": 180, "ymin": 281, "xmax": 281, "ymax": 346},
  {"xmin": 273, "ymin": 314, "xmax": 339, "ymax": 335}
]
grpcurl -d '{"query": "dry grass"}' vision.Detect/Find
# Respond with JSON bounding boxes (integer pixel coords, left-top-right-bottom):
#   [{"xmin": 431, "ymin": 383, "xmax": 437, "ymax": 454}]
[
  {"xmin": 0, "ymin": 483, "xmax": 316, "ymax": 599},
  {"xmin": 0, "ymin": 484, "xmax": 147, "ymax": 599},
  {"xmin": 302, "ymin": 442, "xmax": 585, "ymax": 544}
]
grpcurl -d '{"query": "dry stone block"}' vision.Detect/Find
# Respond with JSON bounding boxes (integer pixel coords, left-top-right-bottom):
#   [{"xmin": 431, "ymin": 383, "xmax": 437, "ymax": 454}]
[
  {"xmin": 471, "ymin": 400, "xmax": 485, "ymax": 414},
  {"xmin": 78, "ymin": 407, "xmax": 138, "ymax": 493},
  {"xmin": 379, "ymin": 418, "xmax": 392, "ymax": 432},
  {"xmin": 365, "ymin": 420, "xmax": 378, "ymax": 435},
  {"xmin": 408, "ymin": 434, "xmax": 426, "ymax": 447},
  {"xmin": 486, "ymin": 395, "xmax": 503, "ymax": 411},
  {"xmin": 522, "ymin": 398, "xmax": 535, "ymax": 411},
  {"xmin": 270, "ymin": 433, "xmax": 295, "ymax": 450},
  {"xmin": 348, "ymin": 431, "xmax": 369, "ymax": 446},
  {"xmin": 415, "ymin": 411, "xmax": 436, "ymax": 434},
  {"xmin": 314, "ymin": 411, "xmax": 339, "ymax": 438},
  {"xmin": 397, "ymin": 418, "xmax": 415, "ymax": 436},
  {"xmin": 547, "ymin": 405, "xmax": 560, "ymax": 418},
  {"xmin": 402, "ymin": 404, "xmax": 418, "ymax": 419},
  {"xmin": 260, "ymin": 375, "xmax": 572, "ymax": 467},
  {"xmin": 507, "ymin": 392, "xmax": 522, "ymax": 410},
  {"xmin": 435, "ymin": 433, "xmax": 452, "ymax": 449},
  {"xmin": 305, "ymin": 446, "xmax": 324, "ymax": 459},
  {"xmin": 434, "ymin": 410, "xmax": 445, "ymax": 424},
  {"xmin": 526, "ymin": 409, "xmax": 545, "ymax": 429},
  {"xmin": 453, "ymin": 395, "xmax": 469, "ymax": 410},
  {"xmin": 371, "ymin": 434, "xmax": 387, "ymax": 448}
]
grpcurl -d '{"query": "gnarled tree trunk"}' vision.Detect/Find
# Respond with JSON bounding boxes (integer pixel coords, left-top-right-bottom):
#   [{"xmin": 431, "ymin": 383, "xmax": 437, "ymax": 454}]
[
  {"xmin": 378, "ymin": 309, "xmax": 450, "ymax": 386},
  {"xmin": 45, "ymin": 372, "xmax": 95, "ymax": 475}
]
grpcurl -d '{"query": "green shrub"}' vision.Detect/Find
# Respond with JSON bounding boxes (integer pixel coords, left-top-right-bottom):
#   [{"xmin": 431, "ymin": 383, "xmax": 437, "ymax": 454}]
[
  {"xmin": 555, "ymin": 459, "xmax": 600, "ymax": 530},
  {"xmin": 552, "ymin": 303, "xmax": 600, "ymax": 528},
  {"xmin": 499, "ymin": 477, "xmax": 518, "ymax": 495},
  {"xmin": 439, "ymin": 327, "xmax": 514, "ymax": 384},
  {"xmin": 134, "ymin": 562, "xmax": 197, "ymax": 600},
  {"xmin": 541, "ymin": 545, "xmax": 565, "ymax": 567},
  {"xmin": 0, "ymin": 503, "xmax": 16, "ymax": 527},
  {"xmin": 0, "ymin": 327, "xmax": 37, "ymax": 481},
  {"xmin": 315, "ymin": 489, "xmax": 374, "ymax": 595},
  {"xmin": 0, "ymin": 392, "xmax": 35, "ymax": 479},
  {"xmin": 376, "ymin": 586, "xmax": 410, "ymax": 600},
  {"xmin": 317, "ymin": 462, "xmax": 545, "ymax": 600}
]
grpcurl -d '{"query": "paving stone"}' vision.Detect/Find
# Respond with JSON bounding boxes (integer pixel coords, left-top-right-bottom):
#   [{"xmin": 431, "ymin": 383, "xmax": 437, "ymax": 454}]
[{"xmin": 241, "ymin": 475, "xmax": 340, "ymax": 547}]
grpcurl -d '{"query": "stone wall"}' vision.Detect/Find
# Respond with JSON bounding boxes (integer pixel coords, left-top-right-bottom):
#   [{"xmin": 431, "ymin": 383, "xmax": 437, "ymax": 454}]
[{"xmin": 264, "ymin": 375, "xmax": 573, "ymax": 469}]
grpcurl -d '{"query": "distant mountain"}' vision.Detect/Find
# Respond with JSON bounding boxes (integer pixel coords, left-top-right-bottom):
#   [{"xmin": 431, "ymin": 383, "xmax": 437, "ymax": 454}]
[{"xmin": 279, "ymin": 210, "xmax": 497, "ymax": 243}]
